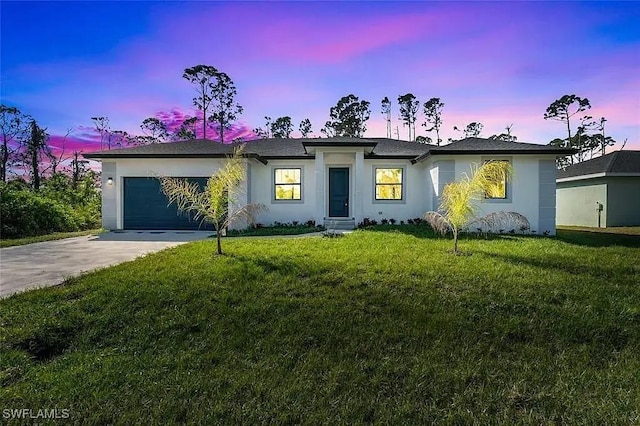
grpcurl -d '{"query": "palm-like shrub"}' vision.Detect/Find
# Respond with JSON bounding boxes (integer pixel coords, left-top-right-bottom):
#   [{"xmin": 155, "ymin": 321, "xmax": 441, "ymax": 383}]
[
  {"xmin": 424, "ymin": 161, "xmax": 529, "ymax": 253},
  {"xmin": 158, "ymin": 146, "xmax": 267, "ymax": 254}
]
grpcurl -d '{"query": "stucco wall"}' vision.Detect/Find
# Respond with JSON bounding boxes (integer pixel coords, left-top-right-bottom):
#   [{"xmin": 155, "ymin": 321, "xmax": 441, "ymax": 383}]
[
  {"xmin": 360, "ymin": 160, "xmax": 429, "ymax": 223},
  {"xmin": 101, "ymin": 162, "xmax": 117, "ymax": 229},
  {"xmin": 556, "ymin": 178, "xmax": 607, "ymax": 227},
  {"xmin": 432, "ymin": 155, "xmax": 547, "ymax": 234},
  {"xmin": 103, "ymin": 152, "xmax": 560, "ymax": 232},
  {"xmin": 249, "ymin": 159, "xmax": 317, "ymax": 226},
  {"xmin": 606, "ymin": 177, "xmax": 640, "ymax": 226}
]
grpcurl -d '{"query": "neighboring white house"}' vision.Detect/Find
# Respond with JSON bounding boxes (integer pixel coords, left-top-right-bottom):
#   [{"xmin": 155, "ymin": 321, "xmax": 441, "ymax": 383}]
[
  {"xmin": 85, "ymin": 137, "xmax": 573, "ymax": 235},
  {"xmin": 556, "ymin": 150, "xmax": 640, "ymax": 227}
]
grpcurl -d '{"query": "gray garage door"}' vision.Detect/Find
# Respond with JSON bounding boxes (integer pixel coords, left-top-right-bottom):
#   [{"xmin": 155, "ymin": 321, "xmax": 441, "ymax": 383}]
[{"xmin": 123, "ymin": 177, "xmax": 214, "ymax": 230}]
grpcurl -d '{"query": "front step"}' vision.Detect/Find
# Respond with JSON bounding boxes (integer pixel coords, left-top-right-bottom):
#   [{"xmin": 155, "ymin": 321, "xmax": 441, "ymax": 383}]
[{"xmin": 323, "ymin": 218, "xmax": 356, "ymax": 230}]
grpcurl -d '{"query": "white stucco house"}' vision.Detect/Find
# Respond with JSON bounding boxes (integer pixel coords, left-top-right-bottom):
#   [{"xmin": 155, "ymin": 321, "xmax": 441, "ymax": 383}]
[
  {"xmin": 556, "ymin": 150, "xmax": 640, "ymax": 227},
  {"xmin": 85, "ymin": 137, "xmax": 573, "ymax": 235}
]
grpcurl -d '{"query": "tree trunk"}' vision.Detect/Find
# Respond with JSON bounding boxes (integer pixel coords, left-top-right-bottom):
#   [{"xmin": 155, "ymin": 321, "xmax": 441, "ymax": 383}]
[
  {"xmin": 216, "ymin": 230, "xmax": 222, "ymax": 255},
  {"xmin": 453, "ymin": 228, "xmax": 459, "ymax": 253},
  {"xmin": 436, "ymin": 128, "xmax": 440, "ymax": 146},
  {"xmin": 219, "ymin": 117, "xmax": 224, "ymax": 144},
  {"xmin": 0, "ymin": 139, "xmax": 7, "ymax": 182}
]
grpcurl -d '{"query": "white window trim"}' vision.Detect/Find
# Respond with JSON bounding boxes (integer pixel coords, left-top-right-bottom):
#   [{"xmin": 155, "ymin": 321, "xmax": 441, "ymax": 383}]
[
  {"xmin": 372, "ymin": 165, "xmax": 406, "ymax": 204},
  {"xmin": 272, "ymin": 166, "xmax": 304, "ymax": 204}
]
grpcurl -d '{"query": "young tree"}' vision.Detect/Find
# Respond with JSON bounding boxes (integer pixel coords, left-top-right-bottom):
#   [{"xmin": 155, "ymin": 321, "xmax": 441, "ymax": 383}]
[
  {"xmin": 210, "ymin": 71, "xmax": 243, "ymax": 143},
  {"xmin": 158, "ymin": 147, "xmax": 267, "ymax": 255},
  {"xmin": 0, "ymin": 105, "xmax": 29, "ymax": 182},
  {"xmin": 397, "ymin": 93, "xmax": 419, "ymax": 141},
  {"xmin": 183, "ymin": 65, "xmax": 219, "ymax": 139},
  {"xmin": 270, "ymin": 116, "xmax": 293, "ymax": 138},
  {"xmin": 299, "ymin": 118, "xmax": 312, "ymax": 138},
  {"xmin": 140, "ymin": 117, "xmax": 169, "ymax": 143},
  {"xmin": 424, "ymin": 161, "xmax": 529, "ymax": 254},
  {"xmin": 381, "ymin": 97, "xmax": 392, "ymax": 138},
  {"xmin": 324, "ymin": 94, "xmax": 371, "ymax": 137},
  {"xmin": 422, "ymin": 97, "xmax": 444, "ymax": 145}
]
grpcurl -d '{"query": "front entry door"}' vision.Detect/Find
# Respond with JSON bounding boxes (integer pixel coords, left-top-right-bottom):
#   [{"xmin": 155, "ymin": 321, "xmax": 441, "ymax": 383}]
[{"xmin": 328, "ymin": 168, "xmax": 349, "ymax": 217}]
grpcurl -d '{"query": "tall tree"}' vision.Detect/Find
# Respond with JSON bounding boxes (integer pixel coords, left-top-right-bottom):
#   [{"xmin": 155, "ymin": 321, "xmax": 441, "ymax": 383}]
[
  {"xmin": 210, "ymin": 71, "xmax": 243, "ymax": 143},
  {"xmin": 270, "ymin": 116, "xmax": 293, "ymax": 138},
  {"xmin": 594, "ymin": 117, "xmax": 616, "ymax": 157},
  {"xmin": 140, "ymin": 117, "xmax": 168, "ymax": 143},
  {"xmin": 397, "ymin": 93, "xmax": 419, "ymax": 141},
  {"xmin": 422, "ymin": 97, "xmax": 444, "ymax": 146},
  {"xmin": 299, "ymin": 118, "xmax": 312, "ymax": 138},
  {"xmin": 183, "ymin": 65, "xmax": 219, "ymax": 139},
  {"xmin": 454, "ymin": 122, "xmax": 484, "ymax": 138},
  {"xmin": 324, "ymin": 94, "xmax": 371, "ymax": 137},
  {"xmin": 381, "ymin": 97, "xmax": 392, "ymax": 138},
  {"xmin": 489, "ymin": 124, "xmax": 518, "ymax": 142},
  {"xmin": 23, "ymin": 120, "xmax": 50, "ymax": 191},
  {"xmin": 173, "ymin": 116, "xmax": 198, "ymax": 141},
  {"xmin": 544, "ymin": 94, "xmax": 591, "ymax": 164},
  {"xmin": 0, "ymin": 105, "xmax": 29, "ymax": 182},
  {"xmin": 91, "ymin": 116, "xmax": 112, "ymax": 150}
]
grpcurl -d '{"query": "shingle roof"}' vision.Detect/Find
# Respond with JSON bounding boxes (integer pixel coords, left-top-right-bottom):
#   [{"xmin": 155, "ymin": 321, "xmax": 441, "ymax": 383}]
[
  {"xmin": 84, "ymin": 137, "xmax": 572, "ymax": 161},
  {"xmin": 557, "ymin": 150, "xmax": 640, "ymax": 179}
]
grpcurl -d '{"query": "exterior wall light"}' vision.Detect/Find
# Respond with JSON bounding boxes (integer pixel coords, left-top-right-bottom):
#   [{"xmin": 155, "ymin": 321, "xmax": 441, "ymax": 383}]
[{"xmin": 107, "ymin": 177, "xmax": 114, "ymax": 186}]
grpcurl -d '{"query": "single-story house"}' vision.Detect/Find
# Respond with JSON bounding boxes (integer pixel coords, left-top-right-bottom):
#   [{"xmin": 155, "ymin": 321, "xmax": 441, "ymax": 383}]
[
  {"xmin": 85, "ymin": 137, "xmax": 573, "ymax": 234},
  {"xmin": 556, "ymin": 150, "xmax": 640, "ymax": 227}
]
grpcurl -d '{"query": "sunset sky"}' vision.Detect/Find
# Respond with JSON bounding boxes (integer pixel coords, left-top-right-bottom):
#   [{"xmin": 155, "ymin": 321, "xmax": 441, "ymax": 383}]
[{"xmin": 2, "ymin": 1, "xmax": 639, "ymax": 155}]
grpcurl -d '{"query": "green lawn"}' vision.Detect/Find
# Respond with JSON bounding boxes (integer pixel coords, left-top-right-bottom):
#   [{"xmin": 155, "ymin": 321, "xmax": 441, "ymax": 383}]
[
  {"xmin": 558, "ymin": 225, "xmax": 640, "ymax": 236},
  {"xmin": 0, "ymin": 229, "xmax": 103, "ymax": 248},
  {"xmin": 1, "ymin": 227, "xmax": 639, "ymax": 423}
]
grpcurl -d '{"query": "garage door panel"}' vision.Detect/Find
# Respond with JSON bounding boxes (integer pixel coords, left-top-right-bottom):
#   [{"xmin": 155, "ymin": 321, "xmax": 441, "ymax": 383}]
[{"xmin": 123, "ymin": 177, "xmax": 214, "ymax": 230}]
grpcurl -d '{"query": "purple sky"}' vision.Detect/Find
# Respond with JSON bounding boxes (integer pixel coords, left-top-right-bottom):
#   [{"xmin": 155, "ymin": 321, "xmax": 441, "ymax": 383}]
[{"xmin": 2, "ymin": 1, "xmax": 639, "ymax": 157}]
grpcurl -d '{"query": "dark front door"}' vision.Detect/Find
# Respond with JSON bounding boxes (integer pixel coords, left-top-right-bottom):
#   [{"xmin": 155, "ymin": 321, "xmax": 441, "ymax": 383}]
[{"xmin": 328, "ymin": 168, "xmax": 349, "ymax": 217}]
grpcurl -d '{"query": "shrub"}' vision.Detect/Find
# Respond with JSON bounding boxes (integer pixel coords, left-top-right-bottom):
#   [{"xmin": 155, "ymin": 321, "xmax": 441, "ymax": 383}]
[
  {"xmin": 0, "ymin": 174, "xmax": 101, "ymax": 239},
  {"xmin": 0, "ymin": 188, "xmax": 80, "ymax": 238}
]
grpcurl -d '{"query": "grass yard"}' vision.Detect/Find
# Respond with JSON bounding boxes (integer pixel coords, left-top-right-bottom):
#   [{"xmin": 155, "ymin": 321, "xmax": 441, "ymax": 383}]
[
  {"xmin": 0, "ymin": 229, "xmax": 103, "ymax": 248},
  {"xmin": 558, "ymin": 225, "xmax": 640, "ymax": 236},
  {"xmin": 1, "ymin": 227, "xmax": 639, "ymax": 423}
]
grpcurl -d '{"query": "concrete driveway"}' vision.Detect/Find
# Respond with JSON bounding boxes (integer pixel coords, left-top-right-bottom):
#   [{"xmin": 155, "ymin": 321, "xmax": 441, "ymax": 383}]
[{"xmin": 0, "ymin": 231, "xmax": 214, "ymax": 298}]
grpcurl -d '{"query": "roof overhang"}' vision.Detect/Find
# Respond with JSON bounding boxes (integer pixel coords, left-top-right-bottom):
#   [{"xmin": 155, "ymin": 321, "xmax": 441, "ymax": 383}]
[
  {"xmin": 557, "ymin": 172, "xmax": 640, "ymax": 183},
  {"xmin": 83, "ymin": 152, "xmax": 269, "ymax": 165},
  {"xmin": 302, "ymin": 141, "xmax": 377, "ymax": 155},
  {"xmin": 411, "ymin": 148, "xmax": 577, "ymax": 164}
]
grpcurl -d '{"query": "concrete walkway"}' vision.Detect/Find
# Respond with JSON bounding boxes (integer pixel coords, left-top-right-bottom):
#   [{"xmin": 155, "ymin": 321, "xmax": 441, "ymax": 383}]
[{"xmin": 0, "ymin": 231, "xmax": 214, "ymax": 298}]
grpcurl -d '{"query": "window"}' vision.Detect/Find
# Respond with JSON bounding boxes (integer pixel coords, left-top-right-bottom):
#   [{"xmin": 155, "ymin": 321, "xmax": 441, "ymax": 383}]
[
  {"xmin": 484, "ymin": 160, "xmax": 508, "ymax": 199},
  {"xmin": 274, "ymin": 168, "xmax": 302, "ymax": 200},
  {"xmin": 375, "ymin": 168, "xmax": 403, "ymax": 200}
]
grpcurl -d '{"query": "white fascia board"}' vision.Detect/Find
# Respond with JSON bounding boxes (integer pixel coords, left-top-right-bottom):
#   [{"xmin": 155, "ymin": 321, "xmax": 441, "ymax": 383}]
[{"xmin": 556, "ymin": 172, "xmax": 640, "ymax": 183}]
